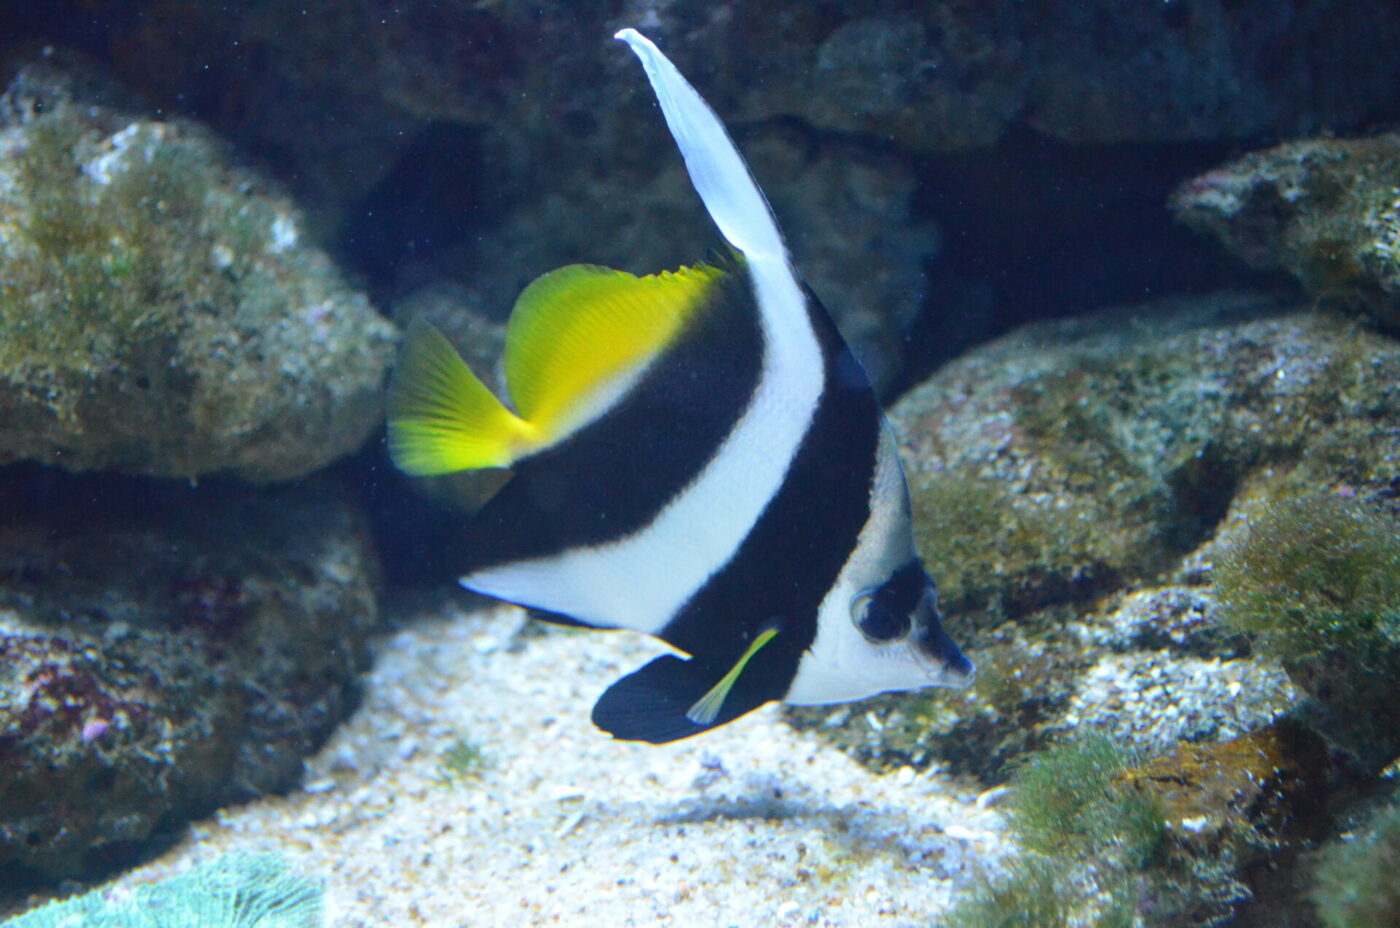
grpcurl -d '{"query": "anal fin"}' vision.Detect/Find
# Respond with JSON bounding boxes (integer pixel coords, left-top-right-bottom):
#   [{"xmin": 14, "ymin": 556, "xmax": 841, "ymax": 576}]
[{"xmin": 591, "ymin": 654, "xmax": 771, "ymax": 744}]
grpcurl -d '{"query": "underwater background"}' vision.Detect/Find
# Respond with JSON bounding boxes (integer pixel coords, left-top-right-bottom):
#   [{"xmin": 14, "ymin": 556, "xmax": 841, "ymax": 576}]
[{"xmin": 2, "ymin": 2, "xmax": 1400, "ymax": 926}]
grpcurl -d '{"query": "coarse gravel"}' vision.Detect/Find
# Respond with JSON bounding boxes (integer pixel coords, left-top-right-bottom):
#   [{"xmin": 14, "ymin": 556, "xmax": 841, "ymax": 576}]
[{"xmin": 98, "ymin": 594, "xmax": 1011, "ymax": 928}]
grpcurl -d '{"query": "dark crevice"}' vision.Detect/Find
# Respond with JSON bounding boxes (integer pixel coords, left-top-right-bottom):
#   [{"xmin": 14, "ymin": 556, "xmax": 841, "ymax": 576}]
[{"xmin": 893, "ymin": 125, "xmax": 1287, "ymax": 395}]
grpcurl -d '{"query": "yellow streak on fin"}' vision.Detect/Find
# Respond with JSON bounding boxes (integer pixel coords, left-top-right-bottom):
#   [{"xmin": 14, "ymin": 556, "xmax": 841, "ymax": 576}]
[
  {"xmin": 387, "ymin": 321, "xmax": 535, "ymax": 476},
  {"xmin": 686, "ymin": 627, "xmax": 780, "ymax": 726},
  {"xmin": 505, "ymin": 263, "xmax": 723, "ymax": 439}
]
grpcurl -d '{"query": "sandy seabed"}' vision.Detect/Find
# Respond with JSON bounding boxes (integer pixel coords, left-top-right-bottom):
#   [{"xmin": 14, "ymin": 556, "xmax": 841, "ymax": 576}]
[{"xmin": 111, "ymin": 596, "xmax": 1010, "ymax": 928}]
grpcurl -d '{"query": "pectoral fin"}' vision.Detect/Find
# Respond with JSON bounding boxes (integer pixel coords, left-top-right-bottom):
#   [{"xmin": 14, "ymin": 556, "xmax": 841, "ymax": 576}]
[{"xmin": 685, "ymin": 627, "xmax": 779, "ymax": 725}]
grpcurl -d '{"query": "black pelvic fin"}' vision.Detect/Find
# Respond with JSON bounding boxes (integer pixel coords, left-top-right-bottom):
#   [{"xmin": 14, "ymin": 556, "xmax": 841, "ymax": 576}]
[{"xmin": 591, "ymin": 654, "xmax": 771, "ymax": 744}]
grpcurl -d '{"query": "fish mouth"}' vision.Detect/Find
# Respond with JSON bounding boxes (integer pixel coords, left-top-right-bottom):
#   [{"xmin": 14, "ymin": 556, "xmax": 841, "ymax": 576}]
[{"xmin": 911, "ymin": 594, "xmax": 975, "ymax": 688}]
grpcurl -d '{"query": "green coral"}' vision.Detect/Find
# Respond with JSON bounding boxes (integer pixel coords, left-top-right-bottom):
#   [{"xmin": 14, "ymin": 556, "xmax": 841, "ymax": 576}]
[
  {"xmin": 2, "ymin": 853, "xmax": 322, "ymax": 927},
  {"xmin": 1214, "ymin": 492, "xmax": 1400, "ymax": 666},
  {"xmin": 1312, "ymin": 797, "xmax": 1400, "ymax": 928}
]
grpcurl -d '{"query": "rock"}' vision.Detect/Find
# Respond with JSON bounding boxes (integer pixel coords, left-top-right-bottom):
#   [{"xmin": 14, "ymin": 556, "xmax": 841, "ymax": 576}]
[
  {"xmin": 716, "ymin": 1, "xmax": 1400, "ymax": 150},
  {"xmin": 894, "ymin": 291, "xmax": 1400, "ymax": 620},
  {"xmin": 25, "ymin": 2, "xmax": 1395, "ymax": 392},
  {"xmin": 1210, "ymin": 481, "xmax": 1400, "ymax": 774},
  {"xmin": 0, "ymin": 65, "xmax": 397, "ymax": 483},
  {"xmin": 1123, "ymin": 720, "xmax": 1329, "ymax": 864},
  {"xmin": 0, "ymin": 470, "xmax": 379, "ymax": 879},
  {"xmin": 1117, "ymin": 720, "xmax": 1331, "ymax": 926},
  {"xmin": 1173, "ymin": 133, "xmax": 1400, "ymax": 333},
  {"xmin": 101, "ymin": 1, "xmax": 1400, "ymax": 178}
]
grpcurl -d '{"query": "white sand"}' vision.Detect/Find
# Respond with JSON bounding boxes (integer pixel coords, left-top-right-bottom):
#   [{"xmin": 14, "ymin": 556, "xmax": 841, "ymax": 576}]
[{"xmin": 109, "ymin": 595, "xmax": 1009, "ymax": 928}]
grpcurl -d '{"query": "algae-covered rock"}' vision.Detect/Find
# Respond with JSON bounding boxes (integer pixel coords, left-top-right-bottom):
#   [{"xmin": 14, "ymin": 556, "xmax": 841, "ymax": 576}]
[
  {"xmin": 948, "ymin": 725, "xmax": 1327, "ymax": 928},
  {"xmin": 0, "ymin": 65, "xmax": 396, "ymax": 482},
  {"xmin": 1123, "ymin": 720, "xmax": 1329, "ymax": 869},
  {"xmin": 1311, "ymin": 790, "xmax": 1400, "ymax": 928},
  {"xmin": 0, "ymin": 468, "xmax": 378, "ymax": 879},
  {"xmin": 1212, "ymin": 481, "xmax": 1400, "ymax": 773},
  {"xmin": 893, "ymin": 292, "xmax": 1400, "ymax": 621},
  {"xmin": 1172, "ymin": 133, "xmax": 1400, "ymax": 333}
]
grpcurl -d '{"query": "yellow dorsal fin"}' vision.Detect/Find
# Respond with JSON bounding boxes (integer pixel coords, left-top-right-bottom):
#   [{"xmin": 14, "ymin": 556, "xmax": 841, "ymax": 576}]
[
  {"xmin": 387, "ymin": 321, "xmax": 536, "ymax": 476},
  {"xmin": 686, "ymin": 627, "xmax": 780, "ymax": 726},
  {"xmin": 504, "ymin": 263, "xmax": 724, "ymax": 439}
]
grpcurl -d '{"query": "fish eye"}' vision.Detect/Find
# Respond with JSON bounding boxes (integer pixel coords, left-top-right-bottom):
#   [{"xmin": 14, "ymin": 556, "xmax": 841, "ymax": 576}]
[
  {"xmin": 850, "ymin": 587, "xmax": 910, "ymax": 643},
  {"xmin": 849, "ymin": 589, "xmax": 875, "ymax": 626}
]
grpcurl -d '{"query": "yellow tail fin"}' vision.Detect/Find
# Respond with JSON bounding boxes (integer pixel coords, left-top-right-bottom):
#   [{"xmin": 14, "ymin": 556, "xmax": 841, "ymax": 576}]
[{"xmin": 387, "ymin": 321, "xmax": 535, "ymax": 476}]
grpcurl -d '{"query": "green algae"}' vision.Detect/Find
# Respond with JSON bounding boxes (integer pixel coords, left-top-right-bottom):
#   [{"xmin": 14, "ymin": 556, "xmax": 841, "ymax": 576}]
[
  {"xmin": 945, "ymin": 736, "xmax": 1161, "ymax": 928},
  {"xmin": 1008, "ymin": 736, "xmax": 1166, "ymax": 866},
  {"xmin": 1, "ymin": 114, "xmax": 255, "ymax": 394},
  {"xmin": 0, "ymin": 88, "xmax": 397, "ymax": 480},
  {"xmin": 1213, "ymin": 485, "xmax": 1400, "ymax": 772},
  {"xmin": 1312, "ymin": 796, "xmax": 1400, "ymax": 928},
  {"xmin": 943, "ymin": 858, "xmax": 1081, "ymax": 928},
  {"xmin": 946, "ymin": 724, "xmax": 1330, "ymax": 928},
  {"xmin": 432, "ymin": 735, "xmax": 491, "ymax": 786},
  {"xmin": 1214, "ymin": 491, "xmax": 1400, "ymax": 666}
]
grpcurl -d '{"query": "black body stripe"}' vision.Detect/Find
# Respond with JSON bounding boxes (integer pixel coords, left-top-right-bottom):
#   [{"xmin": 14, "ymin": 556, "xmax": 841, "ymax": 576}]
[
  {"xmin": 658, "ymin": 281, "xmax": 883, "ymax": 702},
  {"xmin": 461, "ymin": 272, "xmax": 763, "ymax": 573}
]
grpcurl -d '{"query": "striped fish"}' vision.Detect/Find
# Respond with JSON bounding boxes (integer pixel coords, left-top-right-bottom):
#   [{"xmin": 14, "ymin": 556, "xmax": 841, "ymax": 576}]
[{"xmin": 387, "ymin": 28, "xmax": 973, "ymax": 744}]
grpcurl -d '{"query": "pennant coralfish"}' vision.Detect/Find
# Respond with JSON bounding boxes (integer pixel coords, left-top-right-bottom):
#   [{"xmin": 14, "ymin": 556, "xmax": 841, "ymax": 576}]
[{"xmin": 387, "ymin": 28, "xmax": 974, "ymax": 744}]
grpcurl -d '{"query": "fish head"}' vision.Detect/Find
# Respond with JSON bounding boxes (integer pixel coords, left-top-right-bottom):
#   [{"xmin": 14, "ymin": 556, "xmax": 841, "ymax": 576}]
[
  {"xmin": 783, "ymin": 418, "xmax": 974, "ymax": 705},
  {"xmin": 849, "ymin": 562, "xmax": 975, "ymax": 688},
  {"xmin": 786, "ymin": 558, "xmax": 975, "ymax": 706}
]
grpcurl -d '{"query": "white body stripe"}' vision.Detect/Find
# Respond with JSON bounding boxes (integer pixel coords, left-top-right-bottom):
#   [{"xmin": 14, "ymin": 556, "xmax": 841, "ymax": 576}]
[
  {"xmin": 461, "ymin": 31, "xmax": 824, "ymax": 638},
  {"xmin": 784, "ymin": 423, "xmax": 932, "ymax": 704}
]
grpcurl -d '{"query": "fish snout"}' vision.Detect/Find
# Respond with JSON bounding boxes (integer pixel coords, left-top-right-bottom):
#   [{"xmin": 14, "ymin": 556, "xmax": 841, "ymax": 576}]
[{"xmin": 911, "ymin": 596, "xmax": 975, "ymax": 687}]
